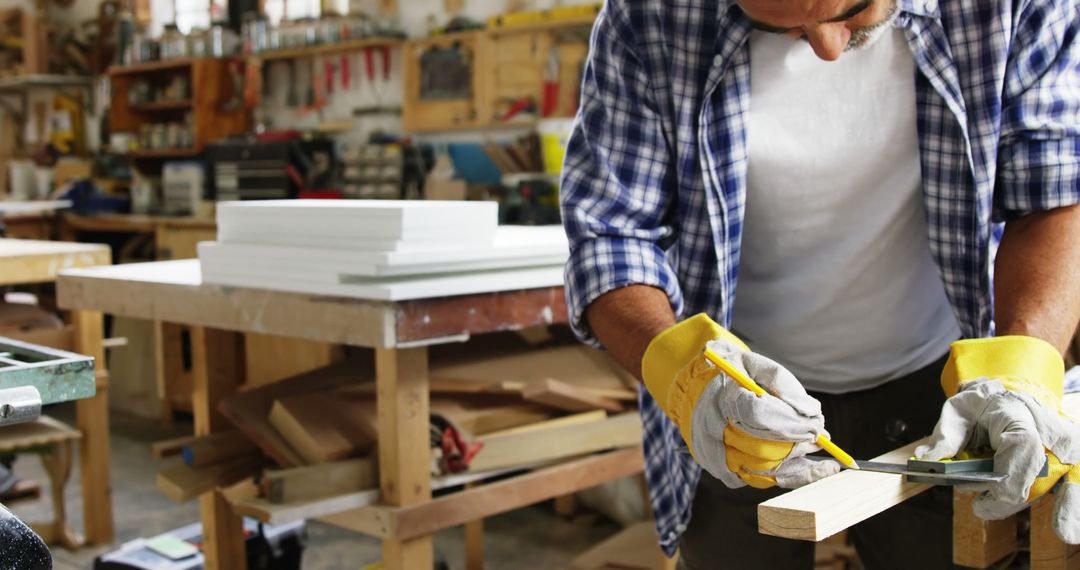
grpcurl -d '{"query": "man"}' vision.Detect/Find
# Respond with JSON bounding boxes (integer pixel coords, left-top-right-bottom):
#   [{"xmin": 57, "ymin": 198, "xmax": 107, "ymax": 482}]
[{"xmin": 559, "ymin": 0, "xmax": 1080, "ymax": 568}]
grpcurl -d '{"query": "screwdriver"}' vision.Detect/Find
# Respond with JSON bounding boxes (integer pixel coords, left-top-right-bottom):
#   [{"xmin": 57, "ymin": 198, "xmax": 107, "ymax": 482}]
[{"xmin": 702, "ymin": 348, "xmax": 859, "ymax": 470}]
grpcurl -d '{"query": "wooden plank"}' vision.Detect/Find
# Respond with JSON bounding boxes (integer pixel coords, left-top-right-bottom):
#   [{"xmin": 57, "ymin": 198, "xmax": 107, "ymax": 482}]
[
  {"xmin": 72, "ymin": 309, "xmax": 113, "ymax": 545},
  {"xmin": 464, "ymin": 481, "xmax": 484, "ymax": 570},
  {"xmin": 156, "ymin": 455, "xmax": 263, "ymax": 502},
  {"xmin": 190, "ymin": 327, "xmax": 247, "ymax": 570},
  {"xmin": 1032, "ymin": 493, "xmax": 1080, "ymax": 570},
  {"xmin": 374, "ymin": 447, "xmax": 644, "ymax": 541},
  {"xmin": 182, "ymin": 431, "xmax": 258, "ymax": 468},
  {"xmin": 953, "ymin": 491, "xmax": 1017, "ymax": 568},
  {"xmin": 470, "ymin": 413, "xmax": 642, "ymax": 473},
  {"xmin": 522, "ymin": 378, "xmax": 623, "ymax": 413},
  {"xmin": 268, "ymin": 392, "xmax": 377, "ymax": 464},
  {"xmin": 376, "ymin": 346, "xmax": 433, "ymax": 570},
  {"xmin": 219, "ymin": 357, "xmax": 374, "ymax": 467},
  {"xmin": 483, "ymin": 410, "xmax": 607, "ymax": 438},
  {"xmin": 265, "ymin": 457, "xmax": 378, "ymax": 504},
  {"xmin": 0, "ymin": 239, "xmax": 110, "ymax": 286},
  {"xmin": 757, "ymin": 440, "xmax": 931, "ymax": 541},
  {"xmin": 151, "ymin": 435, "xmax": 199, "ymax": 459},
  {"xmin": 568, "ymin": 521, "xmax": 659, "ymax": 570}
]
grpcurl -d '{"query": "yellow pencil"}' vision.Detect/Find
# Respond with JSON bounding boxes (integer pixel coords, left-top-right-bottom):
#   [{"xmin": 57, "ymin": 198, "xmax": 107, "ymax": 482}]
[{"xmin": 702, "ymin": 348, "xmax": 860, "ymax": 470}]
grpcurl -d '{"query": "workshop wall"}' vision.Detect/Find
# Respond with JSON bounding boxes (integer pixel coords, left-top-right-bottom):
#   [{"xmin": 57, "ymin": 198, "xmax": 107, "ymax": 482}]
[{"xmin": 260, "ymin": 0, "xmax": 597, "ymax": 141}]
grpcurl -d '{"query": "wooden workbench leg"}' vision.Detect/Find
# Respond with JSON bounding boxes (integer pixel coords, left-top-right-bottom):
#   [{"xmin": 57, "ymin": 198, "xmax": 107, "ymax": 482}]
[
  {"xmin": 191, "ymin": 327, "xmax": 247, "ymax": 570},
  {"xmin": 953, "ymin": 490, "xmax": 1017, "ymax": 568},
  {"xmin": 153, "ymin": 321, "xmax": 184, "ymax": 425},
  {"xmin": 464, "ymin": 483, "xmax": 484, "ymax": 570},
  {"xmin": 72, "ymin": 310, "xmax": 113, "ymax": 545},
  {"xmin": 1032, "ymin": 494, "xmax": 1080, "ymax": 570},
  {"xmin": 377, "ymin": 347, "xmax": 433, "ymax": 570}
]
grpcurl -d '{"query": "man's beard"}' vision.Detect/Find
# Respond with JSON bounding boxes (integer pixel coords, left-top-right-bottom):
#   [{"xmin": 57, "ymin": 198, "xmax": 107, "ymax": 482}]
[
  {"xmin": 845, "ymin": 4, "xmax": 899, "ymax": 51},
  {"xmin": 795, "ymin": 3, "xmax": 899, "ymax": 51}
]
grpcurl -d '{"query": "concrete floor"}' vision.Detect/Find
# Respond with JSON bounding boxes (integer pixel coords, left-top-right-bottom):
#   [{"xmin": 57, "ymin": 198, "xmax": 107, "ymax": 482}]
[{"xmin": 7, "ymin": 403, "xmax": 622, "ymax": 570}]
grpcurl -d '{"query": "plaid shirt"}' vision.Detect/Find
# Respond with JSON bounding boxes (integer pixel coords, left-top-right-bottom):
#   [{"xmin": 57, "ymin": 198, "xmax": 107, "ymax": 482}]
[{"xmin": 560, "ymin": 0, "xmax": 1080, "ymax": 555}]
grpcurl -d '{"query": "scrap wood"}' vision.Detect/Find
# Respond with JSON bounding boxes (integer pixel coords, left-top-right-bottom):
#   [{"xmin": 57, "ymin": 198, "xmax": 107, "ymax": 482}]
[
  {"xmin": 430, "ymin": 344, "xmax": 637, "ymax": 395},
  {"xmin": 156, "ymin": 453, "xmax": 264, "ymax": 503},
  {"xmin": 757, "ymin": 440, "xmax": 930, "ymax": 541},
  {"xmin": 236, "ymin": 463, "xmax": 533, "ymax": 526},
  {"xmin": 483, "ymin": 409, "xmax": 607, "ymax": 438},
  {"xmin": 219, "ymin": 357, "xmax": 374, "ymax": 467},
  {"xmin": 568, "ymin": 521, "xmax": 660, "ymax": 570},
  {"xmin": 522, "ymin": 378, "xmax": 624, "ymax": 413},
  {"xmin": 470, "ymin": 412, "xmax": 642, "ymax": 472},
  {"xmin": 332, "ymin": 387, "xmax": 553, "ymax": 436},
  {"xmin": 263, "ymin": 457, "xmax": 378, "ymax": 504},
  {"xmin": 151, "ymin": 435, "xmax": 199, "ymax": 459},
  {"xmin": 181, "ymin": 431, "xmax": 258, "ymax": 467},
  {"xmin": 268, "ymin": 391, "xmax": 378, "ymax": 464}
]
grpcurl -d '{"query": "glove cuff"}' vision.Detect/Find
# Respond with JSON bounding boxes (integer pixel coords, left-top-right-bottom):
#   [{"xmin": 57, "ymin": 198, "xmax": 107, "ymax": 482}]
[
  {"xmin": 942, "ymin": 336, "xmax": 1064, "ymax": 407},
  {"xmin": 641, "ymin": 313, "xmax": 748, "ymax": 446}
]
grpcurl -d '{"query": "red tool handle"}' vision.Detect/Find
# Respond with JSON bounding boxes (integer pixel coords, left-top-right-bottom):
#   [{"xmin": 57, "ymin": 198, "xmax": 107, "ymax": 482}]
[
  {"xmin": 325, "ymin": 60, "xmax": 334, "ymax": 95},
  {"xmin": 381, "ymin": 46, "xmax": 391, "ymax": 81}
]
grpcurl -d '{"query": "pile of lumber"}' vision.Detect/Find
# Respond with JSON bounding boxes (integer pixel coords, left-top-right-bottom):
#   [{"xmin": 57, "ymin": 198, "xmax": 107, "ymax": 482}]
[
  {"xmin": 198, "ymin": 199, "xmax": 569, "ymax": 301},
  {"xmin": 150, "ymin": 338, "xmax": 644, "ymax": 527}
]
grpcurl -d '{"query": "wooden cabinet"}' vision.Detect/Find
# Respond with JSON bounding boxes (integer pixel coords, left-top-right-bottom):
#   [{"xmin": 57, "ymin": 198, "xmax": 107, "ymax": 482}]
[{"xmin": 107, "ymin": 58, "xmax": 251, "ymax": 156}]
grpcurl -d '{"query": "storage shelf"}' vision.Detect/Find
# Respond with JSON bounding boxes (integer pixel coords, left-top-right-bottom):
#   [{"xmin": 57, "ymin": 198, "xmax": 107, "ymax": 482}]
[
  {"xmin": 0, "ymin": 74, "xmax": 93, "ymax": 92},
  {"xmin": 125, "ymin": 148, "xmax": 200, "ymax": 159},
  {"xmin": 130, "ymin": 100, "xmax": 193, "ymax": 112},
  {"xmin": 107, "ymin": 58, "xmax": 198, "ymax": 76},
  {"xmin": 258, "ymin": 37, "xmax": 403, "ymax": 61}
]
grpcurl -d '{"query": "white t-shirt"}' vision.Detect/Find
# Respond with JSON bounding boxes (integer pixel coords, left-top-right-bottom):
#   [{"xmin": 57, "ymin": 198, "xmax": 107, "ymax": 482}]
[{"xmin": 730, "ymin": 27, "xmax": 961, "ymax": 393}]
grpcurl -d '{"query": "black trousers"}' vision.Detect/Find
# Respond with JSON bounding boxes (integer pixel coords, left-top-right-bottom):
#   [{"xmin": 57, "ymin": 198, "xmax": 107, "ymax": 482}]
[{"xmin": 678, "ymin": 354, "xmax": 958, "ymax": 570}]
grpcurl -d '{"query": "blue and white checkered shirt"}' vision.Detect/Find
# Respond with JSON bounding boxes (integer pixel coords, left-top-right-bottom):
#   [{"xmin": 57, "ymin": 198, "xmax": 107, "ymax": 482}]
[{"xmin": 560, "ymin": 0, "xmax": 1080, "ymax": 555}]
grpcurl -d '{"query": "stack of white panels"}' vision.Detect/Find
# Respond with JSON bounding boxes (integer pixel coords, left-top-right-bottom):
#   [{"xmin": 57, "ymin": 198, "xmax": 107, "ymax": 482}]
[{"xmin": 199, "ymin": 200, "xmax": 569, "ymax": 301}]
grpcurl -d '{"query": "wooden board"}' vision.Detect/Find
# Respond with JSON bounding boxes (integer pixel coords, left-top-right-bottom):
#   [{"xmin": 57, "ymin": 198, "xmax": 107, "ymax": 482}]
[
  {"xmin": 522, "ymin": 378, "xmax": 623, "ymax": 413},
  {"xmin": 431, "ymin": 344, "xmax": 636, "ymax": 394},
  {"xmin": 156, "ymin": 454, "xmax": 262, "ymax": 503},
  {"xmin": 757, "ymin": 440, "xmax": 931, "ymax": 541},
  {"xmin": 182, "ymin": 431, "xmax": 258, "ymax": 468},
  {"xmin": 268, "ymin": 392, "xmax": 378, "ymax": 464},
  {"xmin": 953, "ymin": 491, "xmax": 1017, "ymax": 568},
  {"xmin": 568, "ymin": 521, "xmax": 659, "ymax": 570},
  {"xmin": 470, "ymin": 412, "xmax": 641, "ymax": 472},
  {"xmin": 264, "ymin": 457, "xmax": 378, "ymax": 504},
  {"xmin": 219, "ymin": 358, "xmax": 374, "ymax": 467},
  {"xmin": 151, "ymin": 435, "xmax": 198, "ymax": 459},
  {"xmin": 1031, "ymin": 493, "xmax": 1080, "ymax": 570},
  {"xmin": 0, "ymin": 238, "xmax": 109, "ymax": 286}
]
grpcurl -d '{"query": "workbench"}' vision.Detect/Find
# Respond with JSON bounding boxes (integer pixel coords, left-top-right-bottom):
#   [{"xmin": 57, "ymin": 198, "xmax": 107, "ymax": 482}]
[
  {"xmin": 56, "ymin": 259, "xmax": 646, "ymax": 569},
  {"xmin": 0, "ymin": 238, "xmax": 113, "ymax": 545}
]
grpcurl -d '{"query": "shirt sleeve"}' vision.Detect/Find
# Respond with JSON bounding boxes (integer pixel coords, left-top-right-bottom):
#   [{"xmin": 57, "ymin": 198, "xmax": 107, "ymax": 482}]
[
  {"xmin": 994, "ymin": 0, "xmax": 1080, "ymax": 221},
  {"xmin": 559, "ymin": 0, "xmax": 683, "ymax": 346}
]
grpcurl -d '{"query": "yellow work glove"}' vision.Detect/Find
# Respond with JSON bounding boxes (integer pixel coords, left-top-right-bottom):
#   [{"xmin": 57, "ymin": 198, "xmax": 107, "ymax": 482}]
[
  {"xmin": 915, "ymin": 336, "xmax": 1080, "ymax": 543},
  {"xmin": 641, "ymin": 313, "xmax": 839, "ymax": 489}
]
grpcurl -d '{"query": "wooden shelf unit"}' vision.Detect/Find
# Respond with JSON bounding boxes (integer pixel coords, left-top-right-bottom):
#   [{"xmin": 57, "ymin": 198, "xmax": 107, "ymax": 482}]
[
  {"xmin": 108, "ymin": 58, "xmax": 251, "ymax": 155},
  {"xmin": 130, "ymin": 100, "xmax": 193, "ymax": 112},
  {"xmin": 403, "ymin": 18, "xmax": 594, "ymax": 133},
  {"xmin": 107, "ymin": 58, "xmax": 196, "ymax": 76},
  {"xmin": 0, "ymin": 6, "xmax": 47, "ymax": 76}
]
